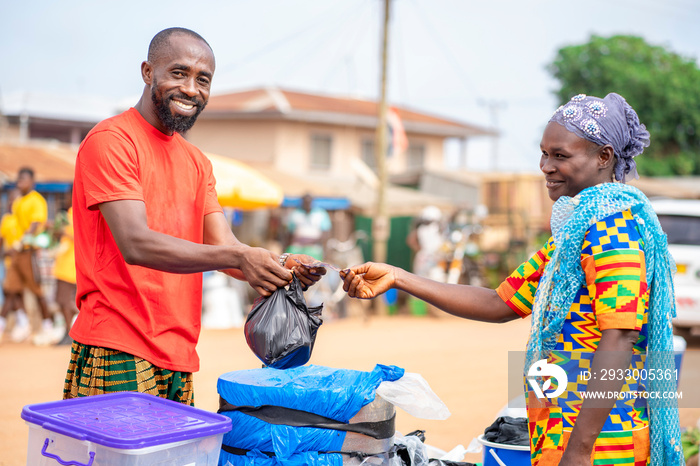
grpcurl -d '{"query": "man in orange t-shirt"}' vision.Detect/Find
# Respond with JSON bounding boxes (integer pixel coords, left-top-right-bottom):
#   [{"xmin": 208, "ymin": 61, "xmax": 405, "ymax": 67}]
[{"xmin": 65, "ymin": 27, "xmax": 324, "ymax": 405}]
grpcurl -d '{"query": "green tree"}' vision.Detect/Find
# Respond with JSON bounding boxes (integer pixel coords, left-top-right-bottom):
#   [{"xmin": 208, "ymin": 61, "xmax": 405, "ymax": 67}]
[{"xmin": 548, "ymin": 35, "xmax": 700, "ymax": 176}]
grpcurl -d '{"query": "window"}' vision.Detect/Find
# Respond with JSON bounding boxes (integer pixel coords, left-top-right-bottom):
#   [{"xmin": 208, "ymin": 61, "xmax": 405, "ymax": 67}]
[
  {"xmin": 657, "ymin": 215, "xmax": 700, "ymax": 246},
  {"xmin": 310, "ymin": 134, "xmax": 333, "ymax": 170},
  {"xmin": 406, "ymin": 143, "xmax": 425, "ymax": 169},
  {"xmin": 361, "ymin": 139, "xmax": 376, "ymax": 170}
]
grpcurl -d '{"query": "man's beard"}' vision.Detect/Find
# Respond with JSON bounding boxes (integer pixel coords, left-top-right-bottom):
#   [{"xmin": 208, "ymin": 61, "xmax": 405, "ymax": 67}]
[{"xmin": 151, "ymin": 85, "xmax": 206, "ymax": 134}]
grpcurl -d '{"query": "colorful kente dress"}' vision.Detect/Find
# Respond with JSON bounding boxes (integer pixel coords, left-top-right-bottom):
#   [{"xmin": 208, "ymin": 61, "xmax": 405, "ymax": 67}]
[{"xmin": 496, "ymin": 210, "xmax": 651, "ymax": 466}]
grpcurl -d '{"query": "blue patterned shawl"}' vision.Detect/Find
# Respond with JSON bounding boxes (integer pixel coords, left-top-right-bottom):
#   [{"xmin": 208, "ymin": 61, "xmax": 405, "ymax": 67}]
[{"xmin": 524, "ymin": 182, "xmax": 684, "ymax": 465}]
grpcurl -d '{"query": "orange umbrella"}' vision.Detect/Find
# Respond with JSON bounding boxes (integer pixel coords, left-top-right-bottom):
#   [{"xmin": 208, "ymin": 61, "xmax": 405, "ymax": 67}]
[{"xmin": 205, "ymin": 152, "xmax": 284, "ymax": 210}]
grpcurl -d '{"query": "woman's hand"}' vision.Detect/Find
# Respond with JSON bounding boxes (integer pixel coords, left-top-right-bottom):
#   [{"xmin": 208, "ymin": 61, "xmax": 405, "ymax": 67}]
[{"xmin": 340, "ymin": 262, "xmax": 396, "ymax": 299}]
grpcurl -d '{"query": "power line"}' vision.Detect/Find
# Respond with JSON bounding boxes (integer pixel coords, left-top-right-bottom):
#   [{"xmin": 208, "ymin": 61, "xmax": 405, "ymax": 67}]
[
  {"xmin": 216, "ymin": 2, "xmax": 360, "ymax": 75},
  {"xmin": 273, "ymin": 2, "xmax": 372, "ymax": 84},
  {"xmin": 407, "ymin": 0, "xmax": 482, "ymax": 101},
  {"xmin": 393, "ymin": 0, "xmax": 411, "ymax": 105},
  {"xmin": 318, "ymin": 0, "xmax": 374, "ymax": 92}
]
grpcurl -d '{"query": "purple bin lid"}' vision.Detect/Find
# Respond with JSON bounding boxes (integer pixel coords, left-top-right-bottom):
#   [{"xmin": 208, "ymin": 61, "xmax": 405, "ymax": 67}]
[{"xmin": 21, "ymin": 392, "xmax": 232, "ymax": 449}]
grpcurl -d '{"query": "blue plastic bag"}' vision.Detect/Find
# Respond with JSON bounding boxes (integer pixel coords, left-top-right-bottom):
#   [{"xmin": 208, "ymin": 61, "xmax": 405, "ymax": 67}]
[{"xmin": 217, "ymin": 364, "xmax": 404, "ymax": 461}]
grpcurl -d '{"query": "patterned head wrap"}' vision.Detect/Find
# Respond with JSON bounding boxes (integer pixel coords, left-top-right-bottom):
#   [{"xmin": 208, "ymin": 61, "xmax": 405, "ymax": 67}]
[{"xmin": 549, "ymin": 93, "xmax": 650, "ymax": 182}]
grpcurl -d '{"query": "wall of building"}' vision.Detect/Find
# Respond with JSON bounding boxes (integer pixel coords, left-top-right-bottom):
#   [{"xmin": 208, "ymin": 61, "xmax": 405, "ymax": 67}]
[
  {"xmin": 3, "ymin": 117, "xmax": 94, "ymax": 146},
  {"xmin": 191, "ymin": 117, "xmax": 453, "ymax": 178},
  {"xmin": 187, "ymin": 119, "xmax": 276, "ymax": 163},
  {"xmin": 479, "ymin": 172, "xmax": 552, "ymax": 253},
  {"xmin": 273, "ymin": 121, "xmax": 359, "ymax": 177},
  {"xmin": 0, "ymin": 123, "xmax": 21, "ymax": 143},
  {"xmin": 410, "ymin": 135, "xmax": 446, "ymax": 172}
]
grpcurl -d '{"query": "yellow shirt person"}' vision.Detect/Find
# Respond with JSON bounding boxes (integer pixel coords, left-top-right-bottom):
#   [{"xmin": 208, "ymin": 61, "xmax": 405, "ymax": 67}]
[
  {"xmin": 53, "ymin": 208, "xmax": 76, "ymax": 285},
  {"xmin": 0, "ymin": 212, "xmax": 22, "ymax": 268},
  {"xmin": 13, "ymin": 190, "xmax": 48, "ymax": 240},
  {"xmin": 5, "ymin": 168, "xmax": 54, "ymax": 344}
]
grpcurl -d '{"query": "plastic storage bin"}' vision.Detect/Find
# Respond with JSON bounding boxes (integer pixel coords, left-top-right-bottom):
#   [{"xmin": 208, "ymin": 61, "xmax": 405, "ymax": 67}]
[
  {"xmin": 22, "ymin": 392, "xmax": 232, "ymax": 465},
  {"xmin": 478, "ymin": 434, "xmax": 531, "ymax": 466}
]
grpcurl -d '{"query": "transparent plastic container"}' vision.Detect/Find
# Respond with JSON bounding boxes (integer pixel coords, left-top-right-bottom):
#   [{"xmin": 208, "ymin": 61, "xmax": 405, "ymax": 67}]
[{"xmin": 22, "ymin": 392, "xmax": 231, "ymax": 465}]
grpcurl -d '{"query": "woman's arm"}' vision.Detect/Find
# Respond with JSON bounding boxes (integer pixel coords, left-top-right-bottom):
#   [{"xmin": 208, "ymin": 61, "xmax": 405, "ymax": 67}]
[
  {"xmin": 342, "ymin": 262, "xmax": 519, "ymax": 323},
  {"xmin": 560, "ymin": 328, "xmax": 639, "ymax": 464}
]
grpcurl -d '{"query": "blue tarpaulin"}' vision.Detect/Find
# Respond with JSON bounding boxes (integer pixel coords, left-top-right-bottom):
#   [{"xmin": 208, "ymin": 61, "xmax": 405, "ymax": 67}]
[
  {"xmin": 217, "ymin": 364, "xmax": 404, "ymax": 465},
  {"xmin": 220, "ymin": 448, "xmax": 345, "ymax": 466},
  {"xmin": 281, "ymin": 196, "xmax": 351, "ymax": 211}
]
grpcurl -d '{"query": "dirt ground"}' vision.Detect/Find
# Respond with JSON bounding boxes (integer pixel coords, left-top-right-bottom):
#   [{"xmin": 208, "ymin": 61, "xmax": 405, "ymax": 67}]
[{"xmin": 2, "ymin": 306, "xmax": 699, "ymax": 465}]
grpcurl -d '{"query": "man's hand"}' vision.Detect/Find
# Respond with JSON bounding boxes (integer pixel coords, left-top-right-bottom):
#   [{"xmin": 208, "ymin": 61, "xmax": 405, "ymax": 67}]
[
  {"xmin": 238, "ymin": 247, "xmax": 293, "ymax": 296},
  {"xmin": 340, "ymin": 262, "xmax": 396, "ymax": 299},
  {"xmin": 286, "ymin": 254, "xmax": 326, "ymax": 289}
]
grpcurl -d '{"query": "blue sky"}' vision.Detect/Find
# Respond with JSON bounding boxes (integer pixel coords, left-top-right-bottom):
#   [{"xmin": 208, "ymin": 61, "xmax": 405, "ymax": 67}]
[{"xmin": 2, "ymin": 0, "xmax": 699, "ymax": 171}]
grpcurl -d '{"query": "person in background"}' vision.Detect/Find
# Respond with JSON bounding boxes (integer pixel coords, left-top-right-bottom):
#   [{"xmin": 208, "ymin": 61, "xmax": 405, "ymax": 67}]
[
  {"xmin": 342, "ymin": 93, "xmax": 684, "ymax": 465},
  {"xmin": 285, "ymin": 193, "xmax": 332, "ymax": 261},
  {"xmin": 65, "ymin": 27, "xmax": 324, "ymax": 405},
  {"xmin": 2, "ymin": 168, "xmax": 58, "ymax": 344},
  {"xmin": 405, "ymin": 206, "xmax": 445, "ymax": 316},
  {"xmin": 51, "ymin": 200, "xmax": 77, "ymax": 346},
  {"xmin": 0, "ymin": 188, "xmax": 27, "ymax": 343},
  {"xmin": 406, "ymin": 205, "xmax": 444, "ymax": 282}
]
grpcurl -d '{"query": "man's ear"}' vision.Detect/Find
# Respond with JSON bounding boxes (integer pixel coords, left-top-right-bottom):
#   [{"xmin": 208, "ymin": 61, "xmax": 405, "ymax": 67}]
[
  {"xmin": 598, "ymin": 144, "xmax": 615, "ymax": 170},
  {"xmin": 141, "ymin": 61, "xmax": 153, "ymax": 85}
]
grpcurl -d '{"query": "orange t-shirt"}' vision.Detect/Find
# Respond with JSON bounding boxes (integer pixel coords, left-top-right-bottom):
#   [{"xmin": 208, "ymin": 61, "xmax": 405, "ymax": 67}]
[{"xmin": 70, "ymin": 108, "xmax": 222, "ymax": 372}]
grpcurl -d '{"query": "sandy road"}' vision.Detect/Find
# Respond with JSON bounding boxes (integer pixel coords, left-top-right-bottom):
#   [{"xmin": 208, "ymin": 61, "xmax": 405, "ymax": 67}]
[{"xmin": 2, "ymin": 311, "xmax": 698, "ymax": 465}]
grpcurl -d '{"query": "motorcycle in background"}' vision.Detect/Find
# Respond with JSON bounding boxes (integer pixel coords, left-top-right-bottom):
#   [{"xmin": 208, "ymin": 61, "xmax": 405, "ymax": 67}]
[{"xmin": 438, "ymin": 206, "xmax": 487, "ymax": 287}]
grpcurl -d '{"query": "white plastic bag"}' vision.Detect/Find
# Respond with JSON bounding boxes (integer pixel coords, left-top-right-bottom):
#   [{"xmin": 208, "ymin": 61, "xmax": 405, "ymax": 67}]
[
  {"xmin": 393, "ymin": 433, "xmax": 431, "ymax": 466},
  {"xmin": 465, "ymin": 435, "xmax": 482, "ymax": 454},
  {"xmin": 438, "ymin": 444, "xmax": 467, "ymax": 461},
  {"xmin": 376, "ymin": 372, "xmax": 451, "ymax": 420}
]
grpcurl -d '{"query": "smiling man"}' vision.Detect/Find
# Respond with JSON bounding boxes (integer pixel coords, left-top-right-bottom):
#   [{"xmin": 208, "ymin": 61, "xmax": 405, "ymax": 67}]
[
  {"xmin": 65, "ymin": 28, "xmax": 324, "ymax": 405},
  {"xmin": 141, "ymin": 28, "xmax": 212, "ymax": 134}
]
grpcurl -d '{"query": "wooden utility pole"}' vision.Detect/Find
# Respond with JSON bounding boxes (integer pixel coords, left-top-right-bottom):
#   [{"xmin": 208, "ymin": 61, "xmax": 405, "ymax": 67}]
[{"xmin": 373, "ymin": 0, "xmax": 391, "ymax": 268}]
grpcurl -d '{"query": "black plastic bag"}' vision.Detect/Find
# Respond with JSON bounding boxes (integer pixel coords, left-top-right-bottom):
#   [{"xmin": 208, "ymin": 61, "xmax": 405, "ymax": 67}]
[
  {"xmin": 394, "ymin": 430, "xmax": 476, "ymax": 466},
  {"xmin": 244, "ymin": 275, "xmax": 323, "ymax": 369},
  {"xmin": 483, "ymin": 416, "xmax": 529, "ymax": 446}
]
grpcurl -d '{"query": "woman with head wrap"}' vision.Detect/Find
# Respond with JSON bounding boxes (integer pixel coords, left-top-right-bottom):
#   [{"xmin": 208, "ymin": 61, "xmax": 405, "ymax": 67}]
[{"xmin": 341, "ymin": 93, "xmax": 684, "ymax": 465}]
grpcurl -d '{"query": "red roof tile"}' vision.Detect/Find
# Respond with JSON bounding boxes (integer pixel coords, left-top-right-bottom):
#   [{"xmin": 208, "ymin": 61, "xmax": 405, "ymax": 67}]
[
  {"xmin": 205, "ymin": 87, "xmax": 489, "ymax": 133},
  {"xmin": 0, "ymin": 144, "xmax": 76, "ymax": 183}
]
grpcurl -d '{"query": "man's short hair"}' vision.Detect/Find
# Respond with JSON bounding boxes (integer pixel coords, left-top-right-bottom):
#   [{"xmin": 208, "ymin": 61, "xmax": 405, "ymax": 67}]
[
  {"xmin": 18, "ymin": 167, "xmax": 34, "ymax": 179},
  {"xmin": 147, "ymin": 27, "xmax": 212, "ymax": 63}
]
